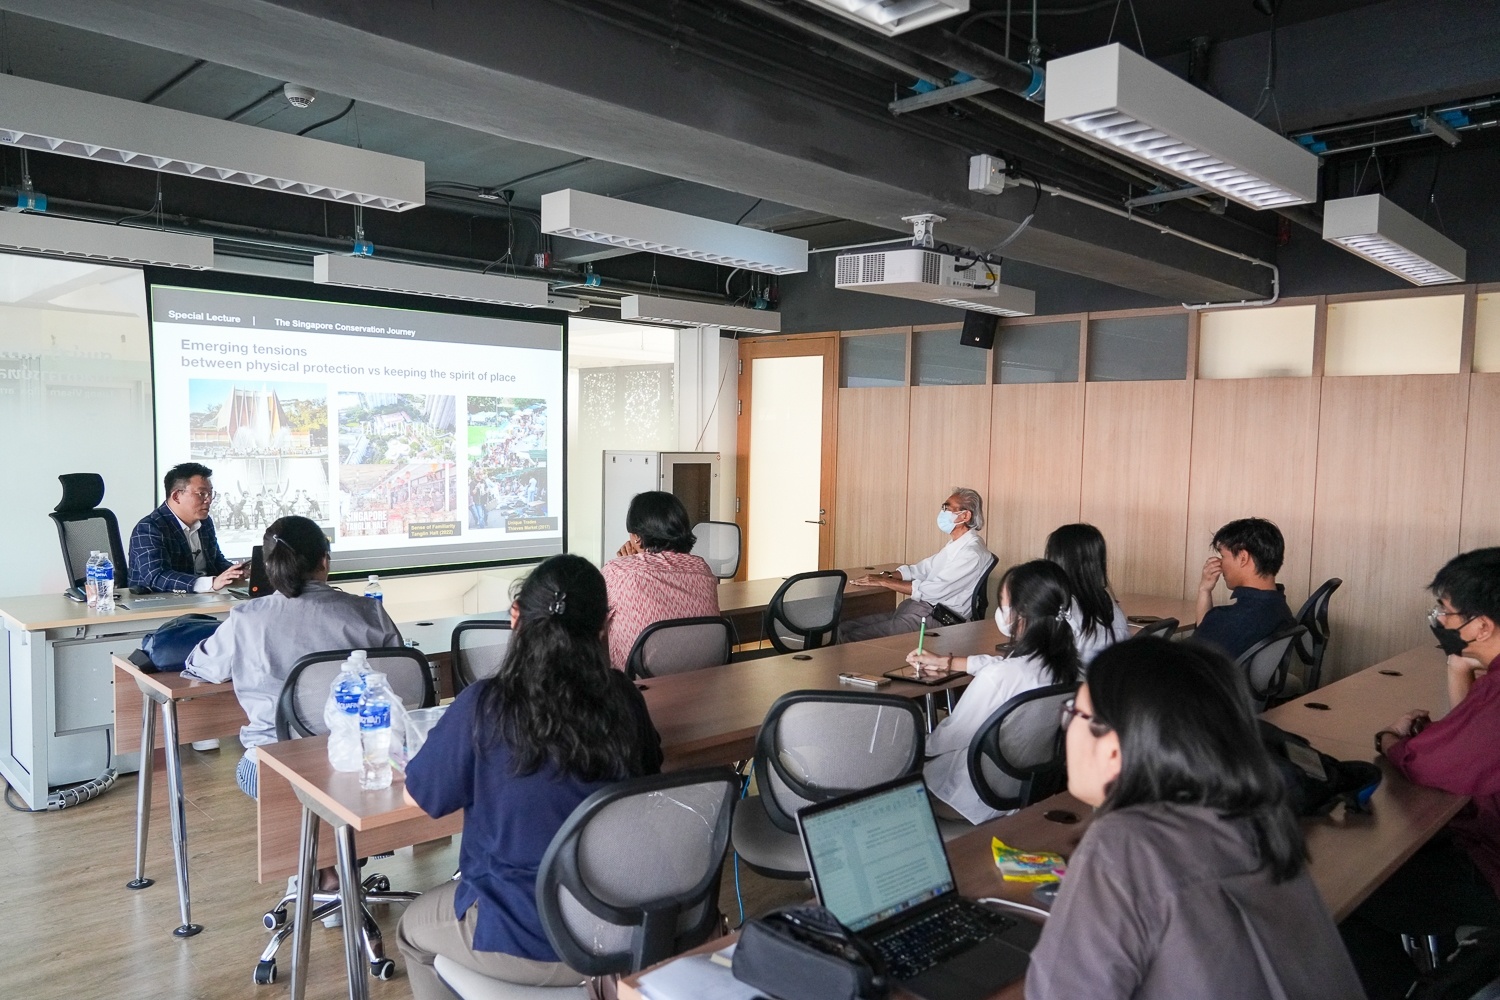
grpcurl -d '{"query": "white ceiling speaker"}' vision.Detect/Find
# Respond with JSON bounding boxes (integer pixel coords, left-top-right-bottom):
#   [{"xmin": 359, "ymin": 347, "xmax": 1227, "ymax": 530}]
[
  {"xmin": 799, "ymin": 0, "xmax": 969, "ymax": 36},
  {"xmin": 1322, "ymin": 194, "xmax": 1465, "ymax": 285},
  {"xmin": 620, "ymin": 294, "xmax": 782, "ymax": 334},
  {"xmin": 835, "ymin": 247, "xmax": 1035, "ymax": 317},
  {"xmin": 1044, "ymin": 44, "xmax": 1318, "ymax": 210},
  {"xmin": 0, "ymin": 74, "xmax": 425, "ymax": 212},
  {"xmin": 0, "ymin": 211, "xmax": 213, "ymax": 268},
  {"xmin": 312, "ymin": 255, "xmax": 554, "ymax": 308},
  {"xmin": 541, "ymin": 189, "xmax": 808, "ymax": 275}
]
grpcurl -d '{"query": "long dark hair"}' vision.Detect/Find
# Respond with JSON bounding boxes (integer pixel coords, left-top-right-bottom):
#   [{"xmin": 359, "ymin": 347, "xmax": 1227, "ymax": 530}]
[
  {"xmin": 1045, "ymin": 523, "xmax": 1114, "ymax": 636},
  {"xmin": 1000, "ymin": 560, "xmax": 1081, "ymax": 686},
  {"xmin": 263, "ymin": 516, "xmax": 328, "ymax": 598},
  {"xmin": 626, "ymin": 491, "xmax": 696, "ymax": 554},
  {"xmin": 474, "ymin": 554, "xmax": 639, "ymax": 781},
  {"xmin": 1086, "ymin": 637, "xmax": 1305, "ymax": 882}
]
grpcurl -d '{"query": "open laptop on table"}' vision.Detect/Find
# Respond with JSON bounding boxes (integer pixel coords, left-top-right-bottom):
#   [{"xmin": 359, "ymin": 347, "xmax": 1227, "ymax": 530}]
[{"xmin": 797, "ymin": 775, "xmax": 1041, "ymax": 1000}]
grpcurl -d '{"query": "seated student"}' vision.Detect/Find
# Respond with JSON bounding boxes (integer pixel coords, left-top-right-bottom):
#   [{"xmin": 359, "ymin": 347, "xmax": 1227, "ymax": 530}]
[
  {"xmin": 842, "ymin": 487, "xmax": 993, "ymax": 641},
  {"xmin": 1028, "ymin": 638, "xmax": 1363, "ymax": 1000},
  {"xmin": 397, "ymin": 554, "xmax": 663, "ymax": 999},
  {"xmin": 1342, "ymin": 547, "xmax": 1500, "ymax": 999},
  {"xmin": 905, "ymin": 560, "xmax": 1081, "ymax": 825},
  {"xmin": 1193, "ymin": 517, "xmax": 1295, "ymax": 660},
  {"xmin": 601, "ymin": 491, "xmax": 720, "ymax": 671},
  {"xmin": 1045, "ymin": 523, "xmax": 1130, "ymax": 666},
  {"xmin": 128, "ymin": 461, "xmax": 244, "ymax": 594}
]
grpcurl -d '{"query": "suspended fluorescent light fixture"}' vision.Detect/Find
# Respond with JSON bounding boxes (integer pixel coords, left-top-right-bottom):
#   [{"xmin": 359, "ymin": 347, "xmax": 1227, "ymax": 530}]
[
  {"xmin": 0, "ymin": 211, "xmax": 213, "ymax": 268},
  {"xmin": 0, "ymin": 74, "xmax": 424, "ymax": 211},
  {"xmin": 1044, "ymin": 44, "xmax": 1318, "ymax": 210},
  {"xmin": 834, "ymin": 247, "xmax": 1035, "ymax": 317},
  {"xmin": 313, "ymin": 255, "xmax": 553, "ymax": 308},
  {"xmin": 541, "ymin": 189, "xmax": 807, "ymax": 275},
  {"xmin": 620, "ymin": 294, "xmax": 782, "ymax": 334},
  {"xmin": 798, "ymin": 0, "xmax": 969, "ymax": 35},
  {"xmin": 1322, "ymin": 194, "xmax": 1465, "ymax": 285}
]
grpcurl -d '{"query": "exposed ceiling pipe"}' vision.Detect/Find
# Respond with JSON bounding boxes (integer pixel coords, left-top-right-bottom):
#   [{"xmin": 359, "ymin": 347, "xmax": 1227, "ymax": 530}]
[{"xmin": 890, "ymin": 30, "xmax": 1044, "ymax": 100}]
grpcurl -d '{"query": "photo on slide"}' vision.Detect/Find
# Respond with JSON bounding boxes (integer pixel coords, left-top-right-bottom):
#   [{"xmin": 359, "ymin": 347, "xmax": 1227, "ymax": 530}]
[
  {"xmin": 188, "ymin": 379, "xmax": 328, "ymax": 459},
  {"xmin": 337, "ymin": 393, "xmax": 461, "ymax": 539},
  {"xmin": 467, "ymin": 396, "xmax": 548, "ymax": 529},
  {"xmin": 207, "ymin": 455, "xmax": 332, "ymax": 551}
]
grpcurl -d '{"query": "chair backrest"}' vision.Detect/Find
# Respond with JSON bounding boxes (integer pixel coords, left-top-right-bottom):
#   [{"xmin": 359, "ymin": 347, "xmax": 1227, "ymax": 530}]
[
  {"xmin": 626, "ymin": 616, "xmax": 736, "ymax": 680},
  {"xmin": 1293, "ymin": 577, "xmax": 1343, "ymax": 690},
  {"xmin": 969, "ymin": 552, "xmax": 1000, "ymax": 622},
  {"xmin": 755, "ymin": 690, "xmax": 925, "ymax": 833},
  {"xmin": 690, "ymin": 521, "xmax": 741, "ymax": 580},
  {"xmin": 450, "ymin": 619, "xmax": 513, "ymax": 694},
  {"xmin": 1235, "ymin": 624, "xmax": 1309, "ymax": 709},
  {"xmin": 276, "ymin": 646, "xmax": 436, "ymax": 740},
  {"xmin": 966, "ymin": 682, "xmax": 1078, "ymax": 813},
  {"xmin": 537, "ymin": 767, "xmax": 739, "ymax": 975},
  {"xmin": 764, "ymin": 570, "xmax": 847, "ymax": 654},
  {"xmin": 1132, "ymin": 617, "xmax": 1179, "ymax": 642},
  {"xmin": 48, "ymin": 473, "xmax": 129, "ymax": 592}
]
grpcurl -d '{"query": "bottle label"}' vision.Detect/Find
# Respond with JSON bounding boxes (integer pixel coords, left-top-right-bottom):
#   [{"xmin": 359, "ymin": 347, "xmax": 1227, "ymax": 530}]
[
  {"xmin": 360, "ymin": 703, "xmax": 391, "ymax": 729},
  {"xmin": 366, "ymin": 592, "xmax": 383, "ymax": 603}
]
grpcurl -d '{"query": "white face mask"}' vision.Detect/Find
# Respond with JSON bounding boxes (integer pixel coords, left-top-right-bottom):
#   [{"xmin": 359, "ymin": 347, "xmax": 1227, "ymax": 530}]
[
  {"xmin": 937, "ymin": 509, "xmax": 960, "ymax": 534},
  {"xmin": 996, "ymin": 604, "xmax": 1016, "ymax": 638}
]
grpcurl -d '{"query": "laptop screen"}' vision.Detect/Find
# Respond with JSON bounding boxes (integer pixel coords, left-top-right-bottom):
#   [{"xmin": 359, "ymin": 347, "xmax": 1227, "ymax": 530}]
[{"xmin": 800, "ymin": 776, "xmax": 956, "ymax": 932}]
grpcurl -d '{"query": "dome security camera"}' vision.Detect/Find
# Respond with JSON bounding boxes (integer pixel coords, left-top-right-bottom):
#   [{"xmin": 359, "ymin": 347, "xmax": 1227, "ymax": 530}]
[{"xmin": 284, "ymin": 84, "xmax": 317, "ymax": 109}]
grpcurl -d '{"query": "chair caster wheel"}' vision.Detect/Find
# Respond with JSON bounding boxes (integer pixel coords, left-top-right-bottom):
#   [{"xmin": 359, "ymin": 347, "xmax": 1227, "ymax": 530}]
[
  {"xmin": 263, "ymin": 908, "xmax": 287, "ymax": 930},
  {"xmin": 371, "ymin": 958, "xmax": 396, "ymax": 980},
  {"xmin": 253, "ymin": 959, "xmax": 277, "ymax": 985},
  {"xmin": 365, "ymin": 875, "xmax": 391, "ymax": 893}
]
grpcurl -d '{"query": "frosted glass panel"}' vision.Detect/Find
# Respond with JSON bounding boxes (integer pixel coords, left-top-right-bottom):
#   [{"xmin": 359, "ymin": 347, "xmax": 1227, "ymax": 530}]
[
  {"xmin": 0, "ymin": 252, "xmax": 155, "ymax": 598},
  {"xmin": 913, "ymin": 326, "xmax": 985, "ymax": 385},
  {"xmin": 1198, "ymin": 304, "xmax": 1316, "ymax": 379},
  {"xmin": 748, "ymin": 355, "xmax": 822, "ymax": 579},
  {"xmin": 1087, "ymin": 313, "xmax": 1189, "ymax": 381},
  {"xmin": 841, "ymin": 333, "xmax": 905, "ymax": 387},
  {"xmin": 1476, "ymin": 293, "xmax": 1500, "ymax": 373},
  {"xmin": 1325, "ymin": 295, "xmax": 1464, "ymax": 376},
  {"xmin": 996, "ymin": 321, "xmax": 1080, "ymax": 383}
]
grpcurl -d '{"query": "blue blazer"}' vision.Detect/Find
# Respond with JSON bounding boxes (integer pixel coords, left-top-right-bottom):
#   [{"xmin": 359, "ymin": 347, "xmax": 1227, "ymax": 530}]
[{"xmin": 128, "ymin": 503, "xmax": 232, "ymax": 593}]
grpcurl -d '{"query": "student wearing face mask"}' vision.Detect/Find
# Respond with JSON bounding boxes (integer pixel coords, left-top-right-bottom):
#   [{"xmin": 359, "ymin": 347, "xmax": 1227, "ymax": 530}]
[
  {"xmin": 1340, "ymin": 547, "xmax": 1500, "ymax": 999},
  {"xmin": 905, "ymin": 560, "xmax": 1081, "ymax": 824},
  {"xmin": 1045, "ymin": 523, "xmax": 1131, "ymax": 666},
  {"xmin": 841, "ymin": 487, "xmax": 994, "ymax": 642}
]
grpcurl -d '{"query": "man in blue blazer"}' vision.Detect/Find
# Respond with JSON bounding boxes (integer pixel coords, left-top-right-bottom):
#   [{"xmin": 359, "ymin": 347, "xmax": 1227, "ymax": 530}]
[{"xmin": 128, "ymin": 462, "xmax": 245, "ymax": 593}]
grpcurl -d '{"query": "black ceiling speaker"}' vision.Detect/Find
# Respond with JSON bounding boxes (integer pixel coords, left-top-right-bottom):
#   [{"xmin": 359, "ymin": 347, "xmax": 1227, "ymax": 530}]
[{"xmin": 959, "ymin": 311, "xmax": 998, "ymax": 350}]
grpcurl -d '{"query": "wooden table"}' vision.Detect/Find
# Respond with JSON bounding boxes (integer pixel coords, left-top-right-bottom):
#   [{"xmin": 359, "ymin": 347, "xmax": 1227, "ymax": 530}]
[
  {"xmin": 1263, "ymin": 643, "xmax": 1451, "ymax": 743},
  {"xmin": 716, "ymin": 564, "xmax": 899, "ymax": 644}
]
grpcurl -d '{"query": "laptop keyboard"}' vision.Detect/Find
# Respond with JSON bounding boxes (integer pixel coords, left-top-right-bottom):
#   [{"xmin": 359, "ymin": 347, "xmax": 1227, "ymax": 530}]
[{"xmin": 871, "ymin": 902, "xmax": 1017, "ymax": 981}]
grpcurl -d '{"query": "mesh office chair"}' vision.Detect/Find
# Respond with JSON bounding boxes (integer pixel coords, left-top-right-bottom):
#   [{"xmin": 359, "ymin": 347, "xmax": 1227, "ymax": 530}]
[
  {"xmin": 450, "ymin": 619, "xmax": 513, "ymax": 695},
  {"xmin": 1288, "ymin": 578, "xmax": 1342, "ymax": 694},
  {"xmin": 690, "ymin": 521, "xmax": 741, "ymax": 580},
  {"xmin": 1235, "ymin": 624, "xmax": 1309, "ymax": 711},
  {"xmin": 1132, "ymin": 617, "xmax": 1179, "ymax": 641},
  {"xmin": 966, "ymin": 683, "xmax": 1079, "ymax": 815},
  {"xmin": 968, "ymin": 552, "xmax": 1000, "ymax": 622},
  {"xmin": 47, "ymin": 473, "xmax": 129, "ymax": 597},
  {"xmin": 256, "ymin": 646, "xmax": 436, "ymax": 985},
  {"xmin": 763, "ymin": 570, "xmax": 847, "ymax": 654},
  {"xmin": 732, "ymin": 690, "xmax": 924, "ymax": 878},
  {"xmin": 625, "ymin": 616, "xmax": 736, "ymax": 680}
]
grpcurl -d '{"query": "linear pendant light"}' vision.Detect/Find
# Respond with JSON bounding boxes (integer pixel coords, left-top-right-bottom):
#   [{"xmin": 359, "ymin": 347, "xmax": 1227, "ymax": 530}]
[
  {"xmin": 1044, "ymin": 44, "xmax": 1318, "ymax": 210},
  {"xmin": 620, "ymin": 294, "xmax": 782, "ymax": 334},
  {"xmin": 313, "ymin": 255, "xmax": 553, "ymax": 308},
  {"xmin": 0, "ymin": 74, "xmax": 424, "ymax": 211},
  {"xmin": 798, "ymin": 0, "xmax": 969, "ymax": 35},
  {"xmin": 0, "ymin": 211, "xmax": 214, "ymax": 268},
  {"xmin": 1321, "ymin": 194, "xmax": 1465, "ymax": 285},
  {"xmin": 541, "ymin": 189, "xmax": 807, "ymax": 275}
]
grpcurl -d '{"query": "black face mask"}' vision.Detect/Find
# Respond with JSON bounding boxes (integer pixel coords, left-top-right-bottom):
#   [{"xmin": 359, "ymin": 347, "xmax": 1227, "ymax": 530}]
[{"xmin": 1430, "ymin": 620, "xmax": 1471, "ymax": 656}]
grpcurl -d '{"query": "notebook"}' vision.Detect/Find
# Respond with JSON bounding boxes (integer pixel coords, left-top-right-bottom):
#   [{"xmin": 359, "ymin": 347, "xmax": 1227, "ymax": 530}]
[{"xmin": 798, "ymin": 775, "xmax": 1040, "ymax": 1000}]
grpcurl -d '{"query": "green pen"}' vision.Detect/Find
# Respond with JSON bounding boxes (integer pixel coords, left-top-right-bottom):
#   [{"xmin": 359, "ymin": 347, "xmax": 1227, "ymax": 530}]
[{"xmin": 917, "ymin": 616, "xmax": 926, "ymax": 655}]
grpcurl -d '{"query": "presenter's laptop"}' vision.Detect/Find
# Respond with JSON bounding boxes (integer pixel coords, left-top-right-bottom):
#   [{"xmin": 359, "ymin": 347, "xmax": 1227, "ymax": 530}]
[{"xmin": 798, "ymin": 775, "xmax": 1040, "ymax": 1000}]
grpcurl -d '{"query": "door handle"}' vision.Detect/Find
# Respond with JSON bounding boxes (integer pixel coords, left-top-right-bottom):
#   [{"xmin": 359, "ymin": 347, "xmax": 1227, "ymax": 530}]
[
  {"xmin": 804, "ymin": 519, "xmax": 826, "ymax": 525},
  {"xmin": 804, "ymin": 508, "xmax": 827, "ymax": 526}
]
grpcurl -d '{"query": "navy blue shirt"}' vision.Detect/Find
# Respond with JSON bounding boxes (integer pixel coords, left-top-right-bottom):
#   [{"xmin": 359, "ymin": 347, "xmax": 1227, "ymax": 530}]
[
  {"xmin": 404, "ymin": 671, "xmax": 662, "ymax": 959},
  {"xmin": 1193, "ymin": 585, "xmax": 1296, "ymax": 661}
]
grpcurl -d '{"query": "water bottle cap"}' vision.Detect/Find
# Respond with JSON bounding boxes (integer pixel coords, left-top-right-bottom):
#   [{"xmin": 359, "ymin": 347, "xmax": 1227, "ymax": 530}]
[
  {"xmin": 350, "ymin": 649, "xmax": 368, "ymax": 662},
  {"xmin": 368, "ymin": 575, "xmax": 378, "ymax": 582}
]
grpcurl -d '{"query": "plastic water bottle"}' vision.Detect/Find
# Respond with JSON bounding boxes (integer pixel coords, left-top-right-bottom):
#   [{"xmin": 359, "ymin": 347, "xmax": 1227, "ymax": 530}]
[
  {"xmin": 327, "ymin": 650, "xmax": 369, "ymax": 772},
  {"xmin": 358, "ymin": 671, "xmax": 394, "ymax": 791},
  {"xmin": 364, "ymin": 575, "xmax": 383, "ymax": 605},
  {"xmin": 84, "ymin": 550, "xmax": 102, "ymax": 607},
  {"xmin": 95, "ymin": 551, "xmax": 115, "ymax": 611}
]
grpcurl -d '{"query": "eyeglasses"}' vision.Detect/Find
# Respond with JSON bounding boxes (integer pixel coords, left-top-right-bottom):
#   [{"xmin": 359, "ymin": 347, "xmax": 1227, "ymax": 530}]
[
  {"xmin": 1059, "ymin": 697, "xmax": 1095, "ymax": 731},
  {"xmin": 1427, "ymin": 604, "xmax": 1473, "ymax": 629},
  {"xmin": 177, "ymin": 489, "xmax": 215, "ymax": 502}
]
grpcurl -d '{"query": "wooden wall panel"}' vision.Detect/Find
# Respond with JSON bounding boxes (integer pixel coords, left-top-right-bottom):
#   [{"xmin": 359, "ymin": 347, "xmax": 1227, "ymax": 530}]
[
  {"xmin": 1079, "ymin": 380, "xmax": 1194, "ymax": 597},
  {"xmin": 833, "ymin": 387, "xmax": 910, "ymax": 567},
  {"xmin": 1460, "ymin": 373, "xmax": 1500, "ymax": 551},
  {"xmin": 988, "ymin": 383, "xmax": 1084, "ymax": 575},
  {"xmin": 1311, "ymin": 375, "xmax": 1469, "ymax": 680},
  {"xmin": 1183, "ymin": 378, "xmax": 1322, "ymax": 610},
  {"xmin": 905, "ymin": 385, "xmax": 993, "ymax": 564}
]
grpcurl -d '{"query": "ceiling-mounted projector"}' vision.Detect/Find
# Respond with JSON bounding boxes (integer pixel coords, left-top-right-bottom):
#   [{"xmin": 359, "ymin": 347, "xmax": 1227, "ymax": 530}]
[{"xmin": 834, "ymin": 247, "xmax": 1035, "ymax": 317}]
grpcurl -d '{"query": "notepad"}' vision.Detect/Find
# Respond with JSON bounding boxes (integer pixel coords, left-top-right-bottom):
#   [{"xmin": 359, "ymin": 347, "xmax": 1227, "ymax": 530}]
[{"xmin": 636, "ymin": 947, "xmax": 760, "ymax": 1000}]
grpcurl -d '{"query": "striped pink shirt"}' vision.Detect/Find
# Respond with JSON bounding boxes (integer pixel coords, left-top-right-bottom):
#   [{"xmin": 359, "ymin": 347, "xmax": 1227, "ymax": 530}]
[{"xmin": 601, "ymin": 550, "xmax": 721, "ymax": 671}]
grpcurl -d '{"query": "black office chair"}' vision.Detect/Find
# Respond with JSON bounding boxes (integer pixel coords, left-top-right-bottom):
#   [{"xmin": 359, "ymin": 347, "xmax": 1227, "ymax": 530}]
[
  {"xmin": 625, "ymin": 616, "xmax": 736, "ymax": 680},
  {"xmin": 763, "ymin": 570, "xmax": 847, "ymax": 654},
  {"xmin": 1132, "ymin": 617, "xmax": 1179, "ymax": 641},
  {"xmin": 691, "ymin": 521, "xmax": 742, "ymax": 580},
  {"xmin": 256, "ymin": 646, "xmax": 437, "ymax": 984},
  {"xmin": 966, "ymin": 683, "xmax": 1079, "ymax": 816},
  {"xmin": 1289, "ymin": 578, "xmax": 1343, "ymax": 694},
  {"xmin": 968, "ymin": 552, "xmax": 1000, "ymax": 622},
  {"xmin": 449, "ymin": 619, "xmax": 513, "ymax": 695},
  {"xmin": 1235, "ymin": 624, "xmax": 1309, "ymax": 711},
  {"xmin": 47, "ymin": 473, "xmax": 129, "ymax": 598}
]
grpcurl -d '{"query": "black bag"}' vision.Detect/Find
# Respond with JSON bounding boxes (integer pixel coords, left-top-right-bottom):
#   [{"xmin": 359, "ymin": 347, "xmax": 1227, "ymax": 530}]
[
  {"xmin": 733, "ymin": 905, "xmax": 889, "ymax": 1000},
  {"xmin": 133, "ymin": 613, "xmax": 222, "ymax": 673},
  {"xmin": 1408, "ymin": 928, "xmax": 1500, "ymax": 1000},
  {"xmin": 1258, "ymin": 720, "xmax": 1382, "ymax": 817},
  {"xmin": 929, "ymin": 603, "xmax": 967, "ymax": 627}
]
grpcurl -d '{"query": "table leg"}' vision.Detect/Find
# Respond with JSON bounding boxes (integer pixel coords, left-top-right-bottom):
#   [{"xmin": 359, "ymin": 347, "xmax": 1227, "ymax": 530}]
[
  {"xmin": 289, "ymin": 805, "xmax": 319, "ymax": 1000},
  {"xmin": 158, "ymin": 700, "xmax": 201, "ymax": 937},
  {"xmin": 126, "ymin": 693, "xmax": 157, "ymax": 890},
  {"xmin": 335, "ymin": 823, "xmax": 369, "ymax": 1000}
]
